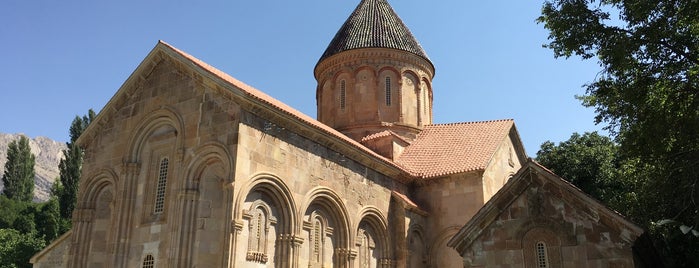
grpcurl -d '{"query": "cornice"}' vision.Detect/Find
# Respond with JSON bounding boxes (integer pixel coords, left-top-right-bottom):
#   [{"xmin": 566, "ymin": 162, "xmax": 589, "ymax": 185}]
[{"xmin": 315, "ymin": 47, "xmax": 434, "ymax": 80}]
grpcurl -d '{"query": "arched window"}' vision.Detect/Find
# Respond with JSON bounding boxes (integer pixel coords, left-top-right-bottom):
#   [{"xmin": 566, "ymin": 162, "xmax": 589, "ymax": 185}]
[
  {"xmin": 536, "ymin": 241, "xmax": 549, "ymax": 268},
  {"xmin": 421, "ymin": 85, "xmax": 429, "ymax": 120},
  {"xmin": 246, "ymin": 208, "xmax": 269, "ymax": 263},
  {"xmin": 244, "ymin": 201, "xmax": 277, "ymax": 264},
  {"xmin": 340, "ymin": 80, "xmax": 346, "ymax": 110},
  {"xmin": 154, "ymin": 158, "xmax": 168, "ymax": 214},
  {"xmin": 522, "ymin": 227, "xmax": 561, "ymax": 268},
  {"xmin": 142, "ymin": 254, "xmax": 155, "ymax": 268},
  {"xmin": 385, "ymin": 76, "xmax": 392, "ymax": 106},
  {"xmin": 312, "ymin": 217, "xmax": 324, "ymax": 264},
  {"xmin": 357, "ymin": 229, "xmax": 375, "ymax": 268}
]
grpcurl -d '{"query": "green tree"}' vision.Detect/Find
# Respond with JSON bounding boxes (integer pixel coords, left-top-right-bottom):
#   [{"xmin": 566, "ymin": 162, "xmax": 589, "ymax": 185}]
[
  {"xmin": 1, "ymin": 136, "xmax": 36, "ymax": 202},
  {"xmin": 34, "ymin": 198, "xmax": 62, "ymax": 242},
  {"xmin": 538, "ymin": 1, "xmax": 699, "ymax": 266},
  {"xmin": 57, "ymin": 109, "xmax": 95, "ymax": 220},
  {"xmin": 0, "ymin": 228, "xmax": 45, "ymax": 268},
  {"xmin": 536, "ymin": 132, "xmax": 628, "ymax": 207}
]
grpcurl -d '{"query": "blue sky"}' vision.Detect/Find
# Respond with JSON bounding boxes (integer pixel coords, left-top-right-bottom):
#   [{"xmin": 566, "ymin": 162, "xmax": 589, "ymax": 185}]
[{"xmin": 0, "ymin": 1, "xmax": 605, "ymax": 155}]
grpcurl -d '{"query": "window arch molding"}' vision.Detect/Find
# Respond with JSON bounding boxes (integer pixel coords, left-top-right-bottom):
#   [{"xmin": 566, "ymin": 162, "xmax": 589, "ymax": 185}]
[
  {"xmin": 175, "ymin": 141, "xmax": 234, "ymax": 266},
  {"xmin": 184, "ymin": 141, "xmax": 234, "ymax": 186},
  {"xmin": 234, "ymin": 173, "xmax": 298, "ymax": 235},
  {"xmin": 378, "ymin": 68, "xmax": 399, "ymax": 107},
  {"xmin": 78, "ymin": 168, "xmax": 119, "ymax": 209},
  {"xmin": 406, "ymin": 224, "xmax": 427, "ymax": 268},
  {"xmin": 355, "ymin": 206, "xmax": 390, "ymax": 267},
  {"xmin": 332, "ymin": 72, "xmax": 352, "ymax": 113},
  {"xmin": 242, "ymin": 199, "xmax": 278, "ymax": 263},
  {"xmin": 75, "ymin": 170, "xmax": 118, "ymax": 267},
  {"xmin": 300, "ymin": 187, "xmax": 352, "ymax": 266},
  {"xmin": 521, "ymin": 227, "xmax": 562, "ymax": 268},
  {"xmin": 125, "ymin": 107, "xmax": 184, "ymax": 164},
  {"xmin": 355, "ymin": 206, "xmax": 390, "ymax": 259}
]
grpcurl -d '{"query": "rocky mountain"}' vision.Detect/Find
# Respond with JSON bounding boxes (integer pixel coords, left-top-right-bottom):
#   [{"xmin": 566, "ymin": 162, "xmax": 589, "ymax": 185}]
[{"xmin": 0, "ymin": 133, "xmax": 66, "ymax": 202}]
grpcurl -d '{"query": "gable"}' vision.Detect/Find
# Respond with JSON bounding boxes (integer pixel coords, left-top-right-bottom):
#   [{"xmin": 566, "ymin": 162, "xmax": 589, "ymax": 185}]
[
  {"xmin": 396, "ymin": 120, "xmax": 524, "ymax": 179},
  {"xmin": 449, "ymin": 160, "xmax": 644, "ymax": 267},
  {"xmin": 75, "ymin": 41, "xmax": 415, "ymax": 183}
]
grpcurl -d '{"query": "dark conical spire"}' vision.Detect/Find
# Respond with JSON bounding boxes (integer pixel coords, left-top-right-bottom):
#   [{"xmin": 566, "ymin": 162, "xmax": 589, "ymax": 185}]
[{"xmin": 318, "ymin": 0, "xmax": 430, "ymax": 64}]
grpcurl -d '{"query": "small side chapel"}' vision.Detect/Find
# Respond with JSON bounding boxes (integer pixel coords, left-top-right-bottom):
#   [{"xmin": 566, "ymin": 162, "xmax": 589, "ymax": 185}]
[{"xmin": 31, "ymin": 0, "xmax": 649, "ymax": 267}]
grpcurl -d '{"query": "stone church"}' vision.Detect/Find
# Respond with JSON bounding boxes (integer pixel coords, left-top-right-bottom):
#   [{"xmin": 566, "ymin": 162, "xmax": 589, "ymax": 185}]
[{"xmin": 32, "ymin": 0, "xmax": 650, "ymax": 267}]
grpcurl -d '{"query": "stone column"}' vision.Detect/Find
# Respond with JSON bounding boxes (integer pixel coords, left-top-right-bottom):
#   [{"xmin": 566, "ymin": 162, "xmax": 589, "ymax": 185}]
[
  {"xmin": 68, "ymin": 208, "xmax": 94, "ymax": 268},
  {"xmin": 334, "ymin": 248, "xmax": 355, "ymax": 268},
  {"xmin": 379, "ymin": 258, "xmax": 394, "ymax": 268},
  {"xmin": 112, "ymin": 162, "xmax": 139, "ymax": 268},
  {"xmin": 276, "ymin": 234, "xmax": 303, "ymax": 268},
  {"xmin": 172, "ymin": 188, "xmax": 198, "ymax": 267},
  {"xmin": 229, "ymin": 219, "xmax": 244, "ymax": 266},
  {"xmin": 221, "ymin": 182, "xmax": 235, "ymax": 267}
]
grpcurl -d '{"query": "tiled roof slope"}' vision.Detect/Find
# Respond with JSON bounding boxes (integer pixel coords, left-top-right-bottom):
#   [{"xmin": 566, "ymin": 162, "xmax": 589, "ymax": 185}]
[
  {"xmin": 318, "ymin": 0, "xmax": 430, "ymax": 64},
  {"xmin": 155, "ymin": 41, "xmax": 405, "ymax": 172},
  {"xmin": 396, "ymin": 120, "xmax": 515, "ymax": 179},
  {"xmin": 76, "ymin": 40, "xmax": 404, "ymax": 171},
  {"xmin": 360, "ymin": 130, "xmax": 409, "ymax": 144}
]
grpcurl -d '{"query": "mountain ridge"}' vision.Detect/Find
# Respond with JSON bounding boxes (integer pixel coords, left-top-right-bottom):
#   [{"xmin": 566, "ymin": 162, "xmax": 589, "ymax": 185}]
[{"xmin": 0, "ymin": 133, "xmax": 66, "ymax": 202}]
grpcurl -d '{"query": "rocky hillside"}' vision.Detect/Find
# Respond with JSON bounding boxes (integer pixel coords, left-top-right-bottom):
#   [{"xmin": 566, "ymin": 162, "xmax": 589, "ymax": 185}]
[{"xmin": 0, "ymin": 133, "xmax": 66, "ymax": 202}]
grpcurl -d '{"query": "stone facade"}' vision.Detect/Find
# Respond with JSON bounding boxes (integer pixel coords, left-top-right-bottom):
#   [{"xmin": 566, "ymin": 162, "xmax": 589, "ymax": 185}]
[
  {"xmin": 448, "ymin": 162, "xmax": 644, "ymax": 268},
  {"xmin": 31, "ymin": 1, "xmax": 648, "ymax": 267},
  {"xmin": 315, "ymin": 47, "xmax": 433, "ymax": 145}
]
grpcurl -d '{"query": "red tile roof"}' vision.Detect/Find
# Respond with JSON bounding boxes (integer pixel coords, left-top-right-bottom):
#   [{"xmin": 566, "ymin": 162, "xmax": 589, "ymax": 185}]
[
  {"xmin": 157, "ymin": 41, "xmax": 404, "ymax": 171},
  {"xmin": 391, "ymin": 191, "xmax": 428, "ymax": 216},
  {"xmin": 396, "ymin": 120, "xmax": 514, "ymax": 178},
  {"xmin": 158, "ymin": 42, "xmax": 517, "ymax": 180},
  {"xmin": 360, "ymin": 130, "xmax": 409, "ymax": 144}
]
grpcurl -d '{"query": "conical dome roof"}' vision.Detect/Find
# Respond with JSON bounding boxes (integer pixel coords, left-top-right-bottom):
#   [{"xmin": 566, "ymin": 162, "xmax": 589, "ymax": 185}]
[{"xmin": 318, "ymin": 0, "xmax": 430, "ymax": 64}]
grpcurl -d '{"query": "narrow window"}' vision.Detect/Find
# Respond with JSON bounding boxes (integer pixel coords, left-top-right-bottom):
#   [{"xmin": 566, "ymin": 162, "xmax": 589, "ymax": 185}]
[
  {"xmin": 246, "ymin": 208, "xmax": 269, "ymax": 263},
  {"xmin": 312, "ymin": 218, "xmax": 323, "ymax": 264},
  {"xmin": 154, "ymin": 158, "xmax": 168, "ymax": 214},
  {"xmin": 142, "ymin": 254, "xmax": 155, "ymax": 268},
  {"xmin": 536, "ymin": 241, "xmax": 549, "ymax": 268},
  {"xmin": 359, "ymin": 231, "xmax": 371, "ymax": 268},
  {"xmin": 340, "ymin": 80, "xmax": 346, "ymax": 110},
  {"xmin": 385, "ymin": 76, "xmax": 392, "ymax": 106},
  {"xmin": 422, "ymin": 88, "xmax": 427, "ymax": 116}
]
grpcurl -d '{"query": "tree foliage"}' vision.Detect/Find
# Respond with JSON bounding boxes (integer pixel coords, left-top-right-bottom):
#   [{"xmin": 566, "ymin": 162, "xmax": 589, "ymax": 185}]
[
  {"xmin": 538, "ymin": 0, "xmax": 699, "ymax": 266},
  {"xmin": 536, "ymin": 132, "xmax": 629, "ymax": 208},
  {"xmin": 0, "ymin": 195, "xmax": 62, "ymax": 268},
  {"xmin": 57, "ymin": 109, "xmax": 95, "ymax": 220},
  {"xmin": 0, "ymin": 228, "xmax": 45, "ymax": 268},
  {"xmin": 1, "ymin": 136, "xmax": 36, "ymax": 202}
]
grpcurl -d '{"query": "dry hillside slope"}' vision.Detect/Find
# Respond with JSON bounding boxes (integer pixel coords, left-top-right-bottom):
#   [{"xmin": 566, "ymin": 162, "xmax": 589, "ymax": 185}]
[{"xmin": 0, "ymin": 133, "xmax": 66, "ymax": 202}]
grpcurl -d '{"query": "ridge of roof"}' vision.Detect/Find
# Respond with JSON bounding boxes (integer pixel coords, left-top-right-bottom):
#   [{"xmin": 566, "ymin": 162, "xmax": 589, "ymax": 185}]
[
  {"xmin": 317, "ymin": 0, "xmax": 430, "ymax": 65},
  {"xmin": 360, "ymin": 130, "xmax": 410, "ymax": 144},
  {"xmin": 427, "ymin": 119, "xmax": 515, "ymax": 126},
  {"xmin": 396, "ymin": 119, "xmax": 515, "ymax": 179}
]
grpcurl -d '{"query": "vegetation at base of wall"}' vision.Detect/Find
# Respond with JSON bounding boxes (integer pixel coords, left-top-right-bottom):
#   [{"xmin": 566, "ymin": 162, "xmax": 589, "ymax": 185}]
[
  {"xmin": 0, "ymin": 110, "xmax": 92, "ymax": 267},
  {"xmin": 0, "ymin": 196, "xmax": 66, "ymax": 267},
  {"xmin": 0, "ymin": 228, "xmax": 46, "ymax": 268}
]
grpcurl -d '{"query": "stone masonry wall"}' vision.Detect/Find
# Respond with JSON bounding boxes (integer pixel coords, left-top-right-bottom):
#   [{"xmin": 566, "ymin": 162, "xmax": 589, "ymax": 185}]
[
  {"xmin": 413, "ymin": 171, "xmax": 484, "ymax": 268},
  {"xmin": 74, "ymin": 54, "xmax": 241, "ymax": 267},
  {"xmin": 231, "ymin": 110, "xmax": 407, "ymax": 267},
  {"xmin": 461, "ymin": 175, "xmax": 638, "ymax": 268}
]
